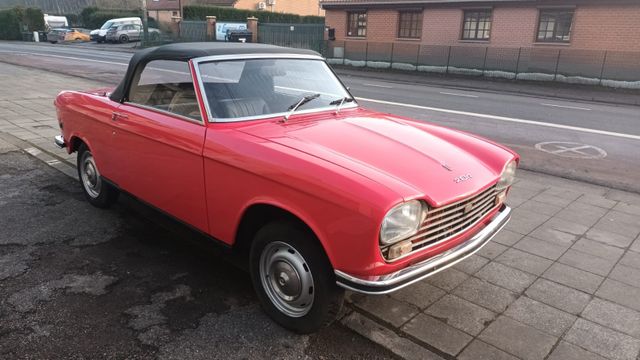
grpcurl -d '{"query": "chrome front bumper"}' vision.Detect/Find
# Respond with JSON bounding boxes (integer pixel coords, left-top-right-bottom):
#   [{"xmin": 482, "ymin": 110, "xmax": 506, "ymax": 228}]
[
  {"xmin": 54, "ymin": 135, "xmax": 66, "ymax": 149},
  {"xmin": 335, "ymin": 205, "xmax": 511, "ymax": 295}
]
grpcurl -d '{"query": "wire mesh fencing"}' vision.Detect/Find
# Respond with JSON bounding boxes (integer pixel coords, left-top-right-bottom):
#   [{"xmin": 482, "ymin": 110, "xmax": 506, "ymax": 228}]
[{"xmin": 326, "ymin": 40, "xmax": 640, "ymax": 89}]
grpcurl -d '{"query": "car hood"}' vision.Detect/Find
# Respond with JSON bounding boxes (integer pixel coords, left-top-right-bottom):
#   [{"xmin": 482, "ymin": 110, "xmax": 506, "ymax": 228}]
[{"xmin": 237, "ymin": 109, "xmax": 515, "ymax": 207}]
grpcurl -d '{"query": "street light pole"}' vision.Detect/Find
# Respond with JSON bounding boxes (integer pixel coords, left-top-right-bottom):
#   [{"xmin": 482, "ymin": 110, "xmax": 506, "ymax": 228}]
[{"xmin": 141, "ymin": 0, "xmax": 149, "ymax": 44}]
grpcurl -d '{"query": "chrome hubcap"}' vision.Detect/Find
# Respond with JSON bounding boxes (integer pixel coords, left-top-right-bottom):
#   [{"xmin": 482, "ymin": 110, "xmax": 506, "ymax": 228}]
[
  {"xmin": 80, "ymin": 152, "xmax": 101, "ymax": 198},
  {"xmin": 260, "ymin": 241, "xmax": 314, "ymax": 317}
]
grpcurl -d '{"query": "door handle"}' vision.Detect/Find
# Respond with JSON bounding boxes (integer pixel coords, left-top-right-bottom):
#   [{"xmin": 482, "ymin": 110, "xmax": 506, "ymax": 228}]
[{"xmin": 111, "ymin": 112, "xmax": 128, "ymax": 121}]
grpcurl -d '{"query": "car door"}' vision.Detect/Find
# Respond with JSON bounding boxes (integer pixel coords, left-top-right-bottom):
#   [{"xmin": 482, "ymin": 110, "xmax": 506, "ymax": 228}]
[
  {"xmin": 131, "ymin": 24, "xmax": 141, "ymax": 41},
  {"xmin": 109, "ymin": 59, "xmax": 210, "ymax": 232}
]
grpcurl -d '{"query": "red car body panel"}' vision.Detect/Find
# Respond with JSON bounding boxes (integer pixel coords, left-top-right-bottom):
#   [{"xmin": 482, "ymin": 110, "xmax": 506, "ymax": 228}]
[{"xmin": 55, "ymin": 70, "xmax": 517, "ymax": 279}]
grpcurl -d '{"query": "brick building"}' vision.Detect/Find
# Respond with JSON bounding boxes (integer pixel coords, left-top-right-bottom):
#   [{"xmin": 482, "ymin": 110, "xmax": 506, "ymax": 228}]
[
  {"xmin": 148, "ymin": 0, "xmax": 323, "ymax": 24},
  {"xmin": 321, "ymin": 0, "xmax": 640, "ymax": 52}
]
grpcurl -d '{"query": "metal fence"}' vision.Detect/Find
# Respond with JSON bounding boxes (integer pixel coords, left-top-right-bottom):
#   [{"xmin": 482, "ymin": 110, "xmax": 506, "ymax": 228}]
[
  {"xmin": 179, "ymin": 20, "xmax": 207, "ymax": 42},
  {"xmin": 326, "ymin": 40, "xmax": 640, "ymax": 89},
  {"xmin": 258, "ymin": 23, "xmax": 325, "ymax": 53}
]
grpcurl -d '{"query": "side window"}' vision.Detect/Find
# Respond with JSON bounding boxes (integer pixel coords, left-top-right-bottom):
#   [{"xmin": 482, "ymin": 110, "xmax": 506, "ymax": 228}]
[{"xmin": 128, "ymin": 60, "xmax": 201, "ymax": 121}]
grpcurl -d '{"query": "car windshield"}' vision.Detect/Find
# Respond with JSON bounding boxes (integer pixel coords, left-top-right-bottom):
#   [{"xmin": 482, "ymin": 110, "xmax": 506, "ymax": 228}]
[
  {"xmin": 101, "ymin": 21, "xmax": 114, "ymax": 30},
  {"xmin": 197, "ymin": 58, "xmax": 354, "ymax": 121}
]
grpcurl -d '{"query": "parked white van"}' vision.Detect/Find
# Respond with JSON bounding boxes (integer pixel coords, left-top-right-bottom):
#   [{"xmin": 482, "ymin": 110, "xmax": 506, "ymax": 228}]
[{"xmin": 90, "ymin": 17, "xmax": 142, "ymax": 43}]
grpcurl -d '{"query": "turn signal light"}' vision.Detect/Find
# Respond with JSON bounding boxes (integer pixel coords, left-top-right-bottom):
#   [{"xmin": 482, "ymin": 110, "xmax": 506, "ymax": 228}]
[
  {"xmin": 495, "ymin": 191, "xmax": 507, "ymax": 206},
  {"xmin": 388, "ymin": 240, "xmax": 412, "ymax": 260}
]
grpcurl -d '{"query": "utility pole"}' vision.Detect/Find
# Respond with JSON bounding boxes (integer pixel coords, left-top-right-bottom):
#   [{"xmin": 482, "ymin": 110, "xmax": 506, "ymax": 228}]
[{"xmin": 141, "ymin": 0, "xmax": 149, "ymax": 44}]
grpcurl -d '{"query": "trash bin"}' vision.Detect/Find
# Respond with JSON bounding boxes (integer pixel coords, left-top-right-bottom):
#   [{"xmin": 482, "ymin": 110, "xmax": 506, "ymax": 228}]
[
  {"xmin": 21, "ymin": 32, "xmax": 34, "ymax": 42},
  {"xmin": 226, "ymin": 30, "xmax": 253, "ymax": 43},
  {"xmin": 39, "ymin": 31, "xmax": 48, "ymax": 42}
]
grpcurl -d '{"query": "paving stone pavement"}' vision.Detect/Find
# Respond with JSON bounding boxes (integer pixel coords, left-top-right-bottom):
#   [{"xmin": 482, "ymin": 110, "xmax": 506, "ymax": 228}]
[{"xmin": 2, "ymin": 62, "xmax": 640, "ymax": 360}]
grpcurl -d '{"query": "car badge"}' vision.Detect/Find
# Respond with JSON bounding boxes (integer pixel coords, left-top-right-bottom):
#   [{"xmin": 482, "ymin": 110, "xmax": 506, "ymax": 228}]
[
  {"xmin": 463, "ymin": 202, "xmax": 474, "ymax": 214},
  {"xmin": 441, "ymin": 162, "xmax": 452, "ymax": 171}
]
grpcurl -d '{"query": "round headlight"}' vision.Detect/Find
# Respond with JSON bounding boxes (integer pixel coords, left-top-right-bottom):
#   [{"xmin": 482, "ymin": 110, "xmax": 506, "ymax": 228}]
[
  {"xmin": 380, "ymin": 200, "xmax": 424, "ymax": 245},
  {"xmin": 497, "ymin": 160, "xmax": 517, "ymax": 190}
]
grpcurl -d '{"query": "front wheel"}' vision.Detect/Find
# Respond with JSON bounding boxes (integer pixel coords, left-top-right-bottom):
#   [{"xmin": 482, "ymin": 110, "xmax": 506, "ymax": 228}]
[
  {"xmin": 77, "ymin": 144, "xmax": 118, "ymax": 208},
  {"xmin": 119, "ymin": 35, "xmax": 129, "ymax": 43},
  {"xmin": 250, "ymin": 222, "xmax": 344, "ymax": 334}
]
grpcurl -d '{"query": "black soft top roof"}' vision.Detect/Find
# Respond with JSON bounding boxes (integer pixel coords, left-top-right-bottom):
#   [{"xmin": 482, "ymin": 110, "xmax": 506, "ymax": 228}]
[{"xmin": 109, "ymin": 42, "xmax": 321, "ymax": 102}]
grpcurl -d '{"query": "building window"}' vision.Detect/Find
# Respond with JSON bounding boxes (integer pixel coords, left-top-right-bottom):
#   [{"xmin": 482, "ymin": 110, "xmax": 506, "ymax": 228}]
[
  {"xmin": 462, "ymin": 9, "xmax": 492, "ymax": 40},
  {"xmin": 347, "ymin": 11, "xmax": 367, "ymax": 37},
  {"xmin": 537, "ymin": 9, "xmax": 574, "ymax": 42},
  {"xmin": 397, "ymin": 11, "xmax": 422, "ymax": 38}
]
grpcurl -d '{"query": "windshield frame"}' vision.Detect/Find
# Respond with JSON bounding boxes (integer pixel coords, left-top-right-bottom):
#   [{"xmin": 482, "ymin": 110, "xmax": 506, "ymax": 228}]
[{"xmin": 192, "ymin": 54, "xmax": 357, "ymax": 123}]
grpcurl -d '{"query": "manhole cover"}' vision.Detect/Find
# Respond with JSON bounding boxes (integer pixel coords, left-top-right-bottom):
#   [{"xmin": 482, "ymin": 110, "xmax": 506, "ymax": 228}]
[{"xmin": 535, "ymin": 141, "xmax": 607, "ymax": 159}]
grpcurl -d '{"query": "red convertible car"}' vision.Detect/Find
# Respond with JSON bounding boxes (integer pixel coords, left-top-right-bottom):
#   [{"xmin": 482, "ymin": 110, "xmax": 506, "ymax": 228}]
[{"xmin": 54, "ymin": 43, "xmax": 517, "ymax": 333}]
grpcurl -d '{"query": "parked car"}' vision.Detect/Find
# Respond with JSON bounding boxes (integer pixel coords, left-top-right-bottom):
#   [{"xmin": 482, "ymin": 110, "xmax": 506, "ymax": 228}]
[
  {"xmin": 105, "ymin": 23, "xmax": 160, "ymax": 43},
  {"xmin": 90, "ymin": 17, "xmax": 142, "ymax": 43},
  {"xmin": 47, "ymin": 28, "xmax": 90, "ymax": 43},
  {"xmin": 53, "ymin": 43, "xmax": 517, "ymax": 334}
]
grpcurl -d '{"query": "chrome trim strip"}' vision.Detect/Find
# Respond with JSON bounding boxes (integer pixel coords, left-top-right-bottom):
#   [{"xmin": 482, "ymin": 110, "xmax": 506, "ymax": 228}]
[
  {"xmin": 335, "ymin": 205, "xmax": 511, "ymax": 295},
  {"xmin": 122, "ymin": 102, "xmax": 204, "ymax": 125},
  {"xmin": 190, "ymin": 54, "xmax": 355, "ymax": 123}
]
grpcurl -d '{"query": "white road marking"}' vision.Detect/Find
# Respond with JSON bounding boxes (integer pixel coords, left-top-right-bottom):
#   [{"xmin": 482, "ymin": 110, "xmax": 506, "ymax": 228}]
[
  {"xmin": 439, "ymin": 92, "xmax": 479, "ymax": 98},
  {"xmin": 541, "ymin": 103, "xmax": 592, "ymax": 111},
  {"xmin": 535, "ymin": 142, "xmax": 607, "ymax": 159},
  {"xmin": 46, "ymin": 159, "xmax": 61, "ymax": 165},
  {"xmin": 356, "ymin": 97, "xmax": 640, "ymax": 141},
  {"xmin": 24, "ymin": 147, "xmax": 41, "ymax": 156},
  {"xmin": 363, "ymin": 83, "xmax": 394, "ymax": 88}
]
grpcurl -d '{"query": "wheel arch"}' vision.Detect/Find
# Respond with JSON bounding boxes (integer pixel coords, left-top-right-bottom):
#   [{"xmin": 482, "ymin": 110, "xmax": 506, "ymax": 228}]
[{"xmin": 233, "ymin": 202, "xmax": 336, "ymax": 269}]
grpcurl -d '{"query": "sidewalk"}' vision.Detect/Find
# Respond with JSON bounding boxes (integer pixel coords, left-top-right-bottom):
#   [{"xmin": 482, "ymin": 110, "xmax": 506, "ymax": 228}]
[
  {"xmin": 334, "ymin": 66, "xmax": 640, "ymax": 107},
  {"xmin": 2, "ymin": 62, "xmax": 640, "ymax": 360}
]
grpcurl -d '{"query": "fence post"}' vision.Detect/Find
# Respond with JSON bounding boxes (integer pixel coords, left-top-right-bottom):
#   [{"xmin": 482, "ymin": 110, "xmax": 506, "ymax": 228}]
[
  {"xmin": 553, "ymin": 49, "xmax": 561, "ymax": 81},
  {"xmin": 482, "ymin": 46, "xmax": 488, "ymax": 77},
  {"xmin": 365, "ymin": 41, "xmax": 369, "ymax": 66},
  {"xmin": 515, "ymin": 47, "xmax": 522, "ymax": 80},
  {"xmin": 599, "ymin": 50, "xmax": 608, "ymax": 86},
  {"xmin": 206, "ymin": 16, "xmax": 217, "ymax": 42},
  {"xmin": 170, "ymin": 16, "xmax": 182, "ymax": 41},
  {"xmin": 247, "ymin": 17, "xmax": 258, "ymax": 43},
  {"xmin": 445, "ymin": 46, "xmax": 452, "ymax": 75},
  {"xmin": 343, "ymin": 41, "xmax": 347, "ymax": 65},
  {"xmin": 390, "ymin": 42, "xmax": 395, "ymax": 68},
  {"xmin": 416, "ymin": 44, "xmax": 421, "ymax": 70}
]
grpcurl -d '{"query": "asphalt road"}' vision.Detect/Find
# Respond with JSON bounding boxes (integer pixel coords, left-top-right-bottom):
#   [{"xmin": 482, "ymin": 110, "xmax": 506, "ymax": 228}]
[
  {"xmin": 1, "ymin": 41, "xmax": 638, "ymax": 192},
  {"xmin": 0, "ymin": 142, "xmax": 394, "ymax": 359}
]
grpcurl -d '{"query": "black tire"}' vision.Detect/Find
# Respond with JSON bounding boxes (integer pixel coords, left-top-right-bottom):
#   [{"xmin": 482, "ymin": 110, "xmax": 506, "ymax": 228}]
[
  {"xmin": 77, "ymin": 144, "xmax": 118, "ymax": 208},
  {"xmin": 97, "ymin": 39, "xmax": 103, "ymax": 44},
  {"xmin": 119, "ymin": 35, "xmax": 129, "ymax": 43},
  {"xmin": 250, "ymin": 221, "xmax": 344, "ymax": 334}
]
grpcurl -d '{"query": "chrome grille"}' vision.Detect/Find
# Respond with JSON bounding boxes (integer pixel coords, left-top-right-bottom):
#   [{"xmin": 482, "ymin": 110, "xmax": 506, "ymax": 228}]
[{"xmin": 382, "ymin": 185, "xmax": 500, "ymax": 261}]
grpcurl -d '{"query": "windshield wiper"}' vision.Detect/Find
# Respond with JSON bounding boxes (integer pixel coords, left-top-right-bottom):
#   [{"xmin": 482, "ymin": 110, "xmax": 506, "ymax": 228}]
[
  {"xmin": 329, "ymin": 96, "xmax": 355, "ymax": 115},
  {"xmin": 283, "ymin": 93, "xmax": 321, "ymax": 121}
]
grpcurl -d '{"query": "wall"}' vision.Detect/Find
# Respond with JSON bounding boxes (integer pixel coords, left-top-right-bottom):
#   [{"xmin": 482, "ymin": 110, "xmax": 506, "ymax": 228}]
[
  {"xmin": 235, "ymin": 0, "xmax": 323, "ymax": 16},
  {"xmin": 324, "ymin": 3, "xmax": 640, "ymax": 52}
]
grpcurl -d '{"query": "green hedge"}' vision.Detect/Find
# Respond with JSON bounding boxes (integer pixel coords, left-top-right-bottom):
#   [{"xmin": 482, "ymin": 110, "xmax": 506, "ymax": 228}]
[
  {"xmin": 0, "ymin": 7, "xmax": 44, "ymax": 40},
  {"xmin": 78, "ymin": 7, "xmax": 156, "ymax": 29},
  {"xmin": 183, "ymin": 5, "xmax": 324, "ymax": 24}
]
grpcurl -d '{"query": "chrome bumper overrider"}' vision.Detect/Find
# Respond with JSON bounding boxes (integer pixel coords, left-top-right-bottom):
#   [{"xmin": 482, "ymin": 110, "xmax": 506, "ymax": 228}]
[
  {"xmin": 54, "ymin": 135, "xmax": 66, "ymax": 149},
  {"xmin": 335, "ymin": 205, "xmax": 511, "ymax": 295}
]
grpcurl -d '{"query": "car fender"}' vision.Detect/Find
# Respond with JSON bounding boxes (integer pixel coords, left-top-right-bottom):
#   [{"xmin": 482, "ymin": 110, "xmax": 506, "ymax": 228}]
[{"xmin": 234, "ymin": 196, "xmax": 338, "ymax": 267}]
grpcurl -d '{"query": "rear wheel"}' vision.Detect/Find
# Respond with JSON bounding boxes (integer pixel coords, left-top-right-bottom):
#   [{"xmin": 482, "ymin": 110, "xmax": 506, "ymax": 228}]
[
  {"xmin": 250, "ymin": 222, "xmax": 344, "ymax": 334},
  {"xmin": 77, "ymin": 144, "xmax": 118, "ymax": 208}
]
